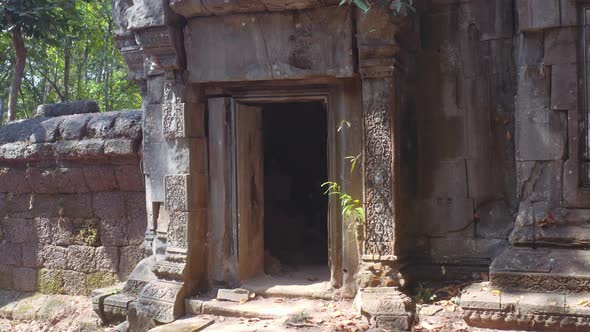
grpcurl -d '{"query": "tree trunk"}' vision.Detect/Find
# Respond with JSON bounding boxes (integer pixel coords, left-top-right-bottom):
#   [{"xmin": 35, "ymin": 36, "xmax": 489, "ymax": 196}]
[
  {"xmin": 0, "ymin": 99, "xmax": 4, "ymax": 127},
  {"xmin": 6, "ymin": 11, "xmax": 26, "ymax": 122},
  {"xmin": 63, "ymin": 41, "xmax": 71, "ymax": 102}
]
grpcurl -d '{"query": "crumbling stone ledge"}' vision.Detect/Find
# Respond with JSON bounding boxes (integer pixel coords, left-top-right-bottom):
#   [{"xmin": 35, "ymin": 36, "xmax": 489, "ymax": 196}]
[{"xmin": 0, "ymin": 108, "xmax": 147, "ymax": 296}]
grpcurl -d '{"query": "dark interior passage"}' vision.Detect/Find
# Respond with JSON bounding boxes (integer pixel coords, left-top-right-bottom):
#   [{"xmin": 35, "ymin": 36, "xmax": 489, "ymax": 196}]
[{"xmin": 262, "ymin": 102, "xmax": 328, "ymax": 271}]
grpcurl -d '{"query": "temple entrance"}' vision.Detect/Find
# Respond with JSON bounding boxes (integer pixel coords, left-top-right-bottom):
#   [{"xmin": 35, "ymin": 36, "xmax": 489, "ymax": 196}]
[
  {"xmin": 261, "ymin": 102, "xmax": 329, "ymax": 273},
  {"xmin": 207, "ymin": 85, "xmax": 362, "ymax": 292}
]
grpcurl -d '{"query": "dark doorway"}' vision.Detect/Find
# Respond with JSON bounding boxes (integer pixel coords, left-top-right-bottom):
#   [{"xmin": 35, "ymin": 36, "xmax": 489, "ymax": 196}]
[{"xmin": 262, "ymin": 102, "xmax": 329, "ymax": 273}]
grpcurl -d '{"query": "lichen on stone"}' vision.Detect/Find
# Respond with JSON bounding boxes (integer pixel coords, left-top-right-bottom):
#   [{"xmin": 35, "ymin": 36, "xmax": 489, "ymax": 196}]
[
  {"xmin": 37, "ymin": 269, "xmax": 64, "ymax": 294},
  {"xmin": 86, "ymin": 272, "xmax": 119, "ymax": 291},
  {"xmin": 76, "ymin": 219, "xmax": 101, "ymax": 246}
]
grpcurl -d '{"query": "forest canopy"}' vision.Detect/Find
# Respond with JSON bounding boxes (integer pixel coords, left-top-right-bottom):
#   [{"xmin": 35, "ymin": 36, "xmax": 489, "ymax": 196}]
[{"xmin": 0, "ymin": 0, "xmax": 141, "ymax": 123}]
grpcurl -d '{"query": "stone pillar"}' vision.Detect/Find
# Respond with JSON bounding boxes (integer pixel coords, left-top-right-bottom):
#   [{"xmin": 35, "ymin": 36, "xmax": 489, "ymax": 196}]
[
  {"xmin": 356, "ymin": 5, "xmax": 414, "ymax": 331},
  {"xmin": 136, "ymin": 76, "xmax": 207, "ymax": 324}
]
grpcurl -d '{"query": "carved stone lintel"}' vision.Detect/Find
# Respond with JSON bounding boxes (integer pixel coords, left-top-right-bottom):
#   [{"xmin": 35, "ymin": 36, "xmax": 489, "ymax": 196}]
[
  {"xmin": 135, "ymin": 26, "xmax": 185, "ymax": 72},
  {"xmin": 114, "ymin": 32, "xmax": 145, "ymax": 81}
]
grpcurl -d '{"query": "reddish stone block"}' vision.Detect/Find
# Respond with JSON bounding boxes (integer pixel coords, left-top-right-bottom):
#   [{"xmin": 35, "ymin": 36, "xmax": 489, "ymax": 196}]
[
  {"xmin": 93, "ymin": 192, "xmax": 126, "ymax": 219},
  {"xmin": 95, "ymin": 246, "xmax": 119, "ymax": 273},
  {"xmin": 83, "ymin": 166, "xmax": 118, "ymax": 192},
  {"xmin": 26, "ymin": 168, "xmax": 56, "ymax": 193},
  {"xmin": 34, "ymin": 217, "xmax": 53, "ymax": 244},
  {"xmin": 544, "ymin": 27, "xmax": 577, "ymax": 65},
  {"xmin": 62, "ymin": 270, "xmax": 88, "ymax": 295},
  {"xmin": 4, "ymin": 218, "xmax": 35, "ymax": 244},
  {"xmin": 66, "ymin": 245, "xmax": 96, "ymax": 273},
  {"xmin": 0, "ymin": 242, "xmax": 21, "ymax": 266},
  {"xmin": 42, "ymin": 245, "xmax": 68, "ymax": 270},
  {"xmin": 0, "ymin": 168, "xmax": 31, "ymax": 193},
  {"xmin": 22, "ymin": 244, "xmax": 43, "ymax": 268},
  {"xmin": 115, "ymin": 165, "xmax": 144, "ymax": 192},
  {"xmin": 54, "ymin": 168, "xmax": 89, "ymax": 193},
  {"xmin": 12, "ymin": 267, "xmax": 37, "ymax": 291},
  {"xmin": 119, "ymin": 246, "xmax": 146, "ymax": 275},
  {"xmin": 551, "ymin": 63, "xmax": 578, "ymax": 110},
  {"xmin": 60, "ymin": 194, "xmax": 94, "ymax": 219},
  {"xmin": 517, "ymin": 0, "xmax": 560, "ymax": 31},
  {"xmin": 100, "ymin": 219, "xmax": 129, "ymax": 246},
  {"xmin": 52, "ymin": 217, "xmax": 76, "ymax": 246}
]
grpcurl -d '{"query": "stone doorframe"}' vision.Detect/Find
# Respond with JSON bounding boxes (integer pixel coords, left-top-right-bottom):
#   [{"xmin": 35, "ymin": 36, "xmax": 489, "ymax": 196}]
[
  {"xmin": 203, "ymin": 83, "xmax": 363, "ymax": 294},
  {"xmin": 110, "ymin": 0, "xmax": 416, "ymax": 329}
]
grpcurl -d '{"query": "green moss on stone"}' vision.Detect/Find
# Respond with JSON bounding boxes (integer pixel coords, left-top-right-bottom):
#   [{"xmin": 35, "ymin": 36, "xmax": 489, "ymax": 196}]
[
  {"xmin": 76, "ymin": 220, "xmax": 100, "ymax": 246},
  {"xmin": 86, "ymin": 272, "xmax": 119, "ymax": 291},
  {"xmin": 37, "ymin": 269, "xmax": 64, "ymax": 294},
  {"xmin": 0, "ymin": 271, "xmax": 13, "ymax": 289}
]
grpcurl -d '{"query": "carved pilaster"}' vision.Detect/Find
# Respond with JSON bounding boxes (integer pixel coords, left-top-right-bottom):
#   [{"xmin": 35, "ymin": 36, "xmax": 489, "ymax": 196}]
[
  {"xmin": 357, "ymin": 4, "xmax": 404, "ymax": 262},
  {"xmin": 356, "ymin": 5, "xmax": 414, "ymax": 331}
]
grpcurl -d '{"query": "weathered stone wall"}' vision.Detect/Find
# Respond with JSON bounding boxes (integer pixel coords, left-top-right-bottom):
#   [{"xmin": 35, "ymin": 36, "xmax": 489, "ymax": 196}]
[
  {"xmin": 0, "ymin": 108, "xmax": 147, "ymax": 295},
  {"xmin": 509, "ymin": 0, "xmax": 588, "ymax": 247},
  {"xmin": 404, "ymin": 0, "xmax": 517, "ymax": 276}
]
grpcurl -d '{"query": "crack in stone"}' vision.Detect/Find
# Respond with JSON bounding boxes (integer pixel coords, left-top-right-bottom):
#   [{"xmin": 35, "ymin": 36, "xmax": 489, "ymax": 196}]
[{"xmin": 519, "ymin": 161, "xmax": 543, "ymax": 201}]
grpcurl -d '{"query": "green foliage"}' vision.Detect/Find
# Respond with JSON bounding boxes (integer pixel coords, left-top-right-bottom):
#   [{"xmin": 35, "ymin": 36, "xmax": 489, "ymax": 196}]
[
  {"xmin": 0, "ymin": 0, "xmax": 141, "ymax": 121},
  {"xmin": 322, "ymin": 181, "xmax": 365, "ymax": 225},
  {"xmin": 0, "ymin": 0, "xmax": 77, "ymax": 43},
  {"xmin": 322, "ymin": 121, "xmax": 365, "ymax": 228},
  {"xmin": 339, "ymin": 0, "xmax": 415, "ymax": 14},
  {"xmin": 416, "ymin": 283, "xmax": 437, "ymax": 304}
]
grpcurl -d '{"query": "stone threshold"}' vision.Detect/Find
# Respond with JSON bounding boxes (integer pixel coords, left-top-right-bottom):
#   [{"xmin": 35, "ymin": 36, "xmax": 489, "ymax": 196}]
[
  {"xmin": 185, "ymin": 296, "xmax": 327, "ymax": 320},
  {"xmin": 460, "ymin": 282, "xmax": 590, "ymax": 331}
]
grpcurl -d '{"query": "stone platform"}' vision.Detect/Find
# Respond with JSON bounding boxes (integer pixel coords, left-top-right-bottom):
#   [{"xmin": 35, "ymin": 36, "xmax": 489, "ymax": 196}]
[
  {"xmin": 490, "ymin": 247, "xmax": 590, "ymax": 294},
  {"xmin": 460, "ymin": 282, "xmax": 590, "ymax": 331}
]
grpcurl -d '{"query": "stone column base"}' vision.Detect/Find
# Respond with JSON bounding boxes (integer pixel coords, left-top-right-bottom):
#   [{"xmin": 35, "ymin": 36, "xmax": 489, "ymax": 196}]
[{"xmin": 358, "ymin": 287, "xmax": 415, "ymax": 331}]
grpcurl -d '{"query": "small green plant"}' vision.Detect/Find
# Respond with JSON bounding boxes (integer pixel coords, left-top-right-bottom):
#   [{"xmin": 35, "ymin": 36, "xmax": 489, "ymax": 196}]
[
  {"xmin": 323, "ymin": 120, "xmax": 365, "ymax": 258},
  {"xmin": 339, "ymin": 0, "xmax": 415, "ymax": 14},
  {"xmin": 416, "ymin": 283, "xmax": 437, "ymax": 304},
  {"xmin": 322, "ymin": 181, "xmax": 365, "ymax": 226}
]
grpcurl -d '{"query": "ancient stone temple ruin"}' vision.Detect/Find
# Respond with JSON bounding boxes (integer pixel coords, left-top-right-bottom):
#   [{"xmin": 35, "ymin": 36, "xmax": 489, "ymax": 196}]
[{"xmin": 3, "ymin": 0, "xmax": 590, "ymax": 331}]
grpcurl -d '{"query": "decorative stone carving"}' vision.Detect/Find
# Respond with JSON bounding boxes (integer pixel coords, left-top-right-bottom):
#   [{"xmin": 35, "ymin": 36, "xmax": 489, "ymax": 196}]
[
  {"xmin": 164, "ymin": 174, "xmax": 190, "ymax": 212},
  {"xmin": 166, "ymin": 212, "xmax": 188, "ymax": 252},
  {"xmin": 362, "ymin": 82, "xmax": 395, "ymax": 258},
  {"xmin": 136, "ymin": 279, "xmax": 185, "ymax": 323},
  {"xmin": 358, "ymin": 287, "xmax": 414, "ymax": 331},
  {"xmin": 357, "ymin": 10, "xmax": 401, "ymax": 259}
]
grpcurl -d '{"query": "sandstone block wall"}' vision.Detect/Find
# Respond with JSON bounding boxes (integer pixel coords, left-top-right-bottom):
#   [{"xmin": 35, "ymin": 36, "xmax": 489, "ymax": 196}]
[
  {"xmin": 403, "ymin": 0, "xmax": 517, "ymax": 276},
  {"xmin": 0, "ymin": 109, "xmax": 147, "ymax": 295},
  {"xmin": 509, "ymin": 0, "xmax": 588, "ymax": 246}
]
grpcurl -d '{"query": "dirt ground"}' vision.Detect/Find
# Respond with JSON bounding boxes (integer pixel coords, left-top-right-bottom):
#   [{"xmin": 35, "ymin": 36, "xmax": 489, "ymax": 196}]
[{"xmin": 0, "ymin": 284, "xmax": 517, "ymax": 332}]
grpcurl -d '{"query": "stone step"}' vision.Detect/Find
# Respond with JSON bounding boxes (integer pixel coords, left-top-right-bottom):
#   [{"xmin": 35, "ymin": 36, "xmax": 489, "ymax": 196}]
[
  {"xmin": 185, "ymin": 296, "xmax": 329, "ymax": 320},
  {"xmin": 460, "ymin": 282, "xmax": 590, "ymax": 331},
  {"xmin": 239, "ymin": 269, "xmax": 335, "ymax": 301},
  {"xmin": 490, "ymin": 247, "xmax": 590, "ymax": 294}
]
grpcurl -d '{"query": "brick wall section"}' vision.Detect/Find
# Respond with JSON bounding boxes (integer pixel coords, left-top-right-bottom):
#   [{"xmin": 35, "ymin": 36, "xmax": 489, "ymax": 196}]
[{"xmin": 0, "ymin": 110, "xmax": 147, "ymax": 295}]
